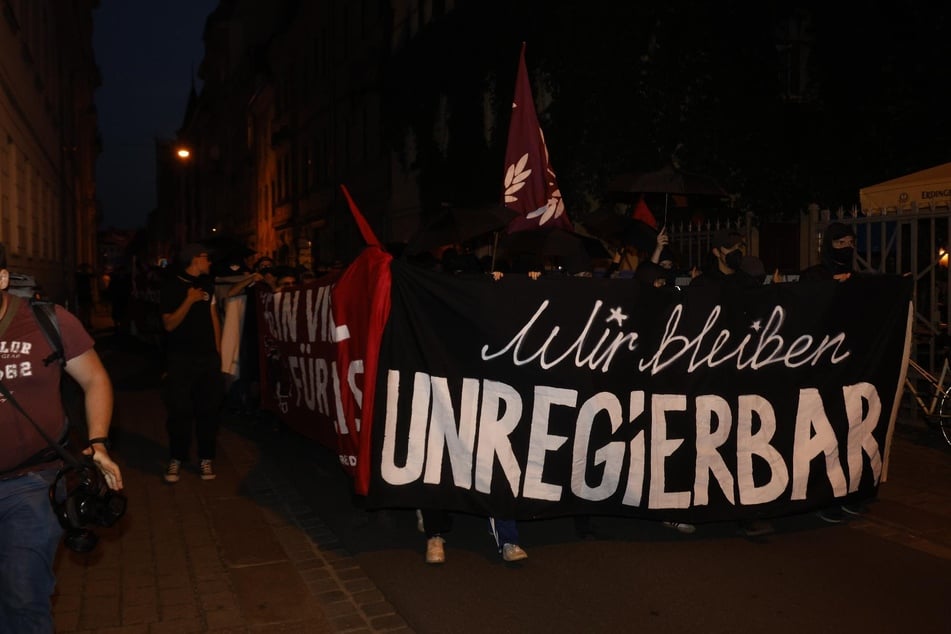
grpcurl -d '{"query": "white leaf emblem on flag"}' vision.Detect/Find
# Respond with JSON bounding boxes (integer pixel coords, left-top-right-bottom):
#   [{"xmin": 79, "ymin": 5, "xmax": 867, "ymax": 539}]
[{"xmin": 503, "ymin": 153, "xmax": 532, "ymax": 203}]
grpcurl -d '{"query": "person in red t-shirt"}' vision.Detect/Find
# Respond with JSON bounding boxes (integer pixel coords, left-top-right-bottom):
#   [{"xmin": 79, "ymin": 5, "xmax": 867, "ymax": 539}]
[{"xmin": 0, "ymin": 242, "xmax": 122, "ymax": 632}]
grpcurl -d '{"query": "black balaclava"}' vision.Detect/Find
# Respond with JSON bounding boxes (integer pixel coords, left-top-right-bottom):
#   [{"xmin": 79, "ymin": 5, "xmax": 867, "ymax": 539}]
[
  {"xmin": 822, "ymin": 222, "xmax": 855, "ymax": 274},
  {"xmin": 724, "ymin": 249, "xmax": 744, "ymax": 273}
]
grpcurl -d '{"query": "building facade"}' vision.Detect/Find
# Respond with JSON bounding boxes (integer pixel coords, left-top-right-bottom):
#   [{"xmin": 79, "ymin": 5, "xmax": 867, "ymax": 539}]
[
  {"xmin": 159, "ymin": 0, "xmax": 462, "ymax": 270},
  {"xmin": 0, "ymin": 0, "xmax": 101, "ymax": 303}
]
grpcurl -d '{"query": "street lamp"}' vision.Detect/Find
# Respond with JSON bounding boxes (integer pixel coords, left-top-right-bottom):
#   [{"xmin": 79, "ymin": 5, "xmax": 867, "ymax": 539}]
[{"xmin": 176, "ymin": 147, "xmax": 191, "ymax": 160}]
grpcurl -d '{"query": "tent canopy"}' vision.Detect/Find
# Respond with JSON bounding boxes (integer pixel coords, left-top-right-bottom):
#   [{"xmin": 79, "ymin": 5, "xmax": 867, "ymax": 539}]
[{"xmin": 860, "ymin": 162, "xmax": 951, "ymax": 213}]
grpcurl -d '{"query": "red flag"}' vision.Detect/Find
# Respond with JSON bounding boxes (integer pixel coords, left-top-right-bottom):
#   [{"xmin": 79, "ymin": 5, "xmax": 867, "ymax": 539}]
[
  {"xmin": 632, "ymin": 195, "xmax": 658, "ymax": 229},
  {"xmin": 340, "ymin": 183, "xmax": 381, "ymax": 246},
  {"xmin": 502, "ymin": 43, "xmax": 571, "ymax": 232}
]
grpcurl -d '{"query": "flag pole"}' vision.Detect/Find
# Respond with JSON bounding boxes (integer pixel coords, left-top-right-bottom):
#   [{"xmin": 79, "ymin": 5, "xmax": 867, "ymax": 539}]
[{"xmin": 490, "ymin": 231, "xmax": 500, "ymax": 272}]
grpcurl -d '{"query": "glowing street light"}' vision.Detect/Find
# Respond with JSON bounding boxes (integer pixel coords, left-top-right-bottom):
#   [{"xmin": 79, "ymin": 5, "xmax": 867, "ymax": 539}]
[{"xmin": 176, "ymin": 147, "xmax": 191, "ymax": 159}]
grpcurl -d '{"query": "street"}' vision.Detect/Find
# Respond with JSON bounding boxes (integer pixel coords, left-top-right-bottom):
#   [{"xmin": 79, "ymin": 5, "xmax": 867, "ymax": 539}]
[{"xmin": 52, "ymin": 330, "xmax": 951, "ymax": 633}]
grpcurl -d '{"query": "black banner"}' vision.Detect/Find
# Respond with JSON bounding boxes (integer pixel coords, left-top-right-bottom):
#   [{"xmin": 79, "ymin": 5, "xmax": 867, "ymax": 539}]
[{"xmin": 368, "ymin": 261, "xmax": 912, "ymax": 522}]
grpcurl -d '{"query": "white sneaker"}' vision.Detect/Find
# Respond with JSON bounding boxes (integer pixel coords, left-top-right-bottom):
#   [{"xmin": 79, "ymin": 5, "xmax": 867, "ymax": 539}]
[
  {"xmin": 425, "ymin": 536, "xmax": 445, "ymax": 564},
  {"xmin": 501, "ymin": 543, "xmax": 528, "ymax": 562},
  {"xmin": 164, "ymin": 459, "xmax": 181, "ymax": 484},
  {"xmin": 199, "ymin": 459, "xmax": 216, "ymax": 481},
  {"xmin": 661, "ymin": 521, "xmax": 696, "ymax": 534}
]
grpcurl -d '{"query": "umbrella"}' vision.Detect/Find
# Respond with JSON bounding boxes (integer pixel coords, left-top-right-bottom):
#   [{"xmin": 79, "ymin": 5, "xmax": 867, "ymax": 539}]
[
  {"xmin": 580, "ymin": 208, "xmax": 658, "ymax": 251},
  {"xmin": 607, "ymin": 164, "xmax": 728, "ymax": 198},
  {"xmin": 406, "ymin": 204, "xmax": 519, "ymax": 254},
  {"xmin": 502, "ymin": 227, "xmax": 610, "ymax": 261}
]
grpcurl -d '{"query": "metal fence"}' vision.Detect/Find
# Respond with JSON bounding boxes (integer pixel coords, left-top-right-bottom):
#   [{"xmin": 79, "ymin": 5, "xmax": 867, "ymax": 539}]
[{"xmin": 804, "ymin": 203, "xmax": 951, "ymax": 373}]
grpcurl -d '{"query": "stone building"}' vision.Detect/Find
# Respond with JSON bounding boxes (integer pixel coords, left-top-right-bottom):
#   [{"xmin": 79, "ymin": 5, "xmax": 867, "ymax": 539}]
[
  {"xmin": 0, "ymin": 0, "xmax": 101, "ymax": 303},
  {"xmin": 158, "ymin": 0, "xmax": 465, "ymax": 270}
]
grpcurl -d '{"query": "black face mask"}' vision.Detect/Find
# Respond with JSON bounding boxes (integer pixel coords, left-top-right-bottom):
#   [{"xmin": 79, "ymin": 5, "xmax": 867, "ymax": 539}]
[
  {"xmin": 830, "ymin": 246, "xmax": 854, "ymax": 273},
  {"xmin": 724, "ymin": 249, "xmax": 744, "ymax": 272}
]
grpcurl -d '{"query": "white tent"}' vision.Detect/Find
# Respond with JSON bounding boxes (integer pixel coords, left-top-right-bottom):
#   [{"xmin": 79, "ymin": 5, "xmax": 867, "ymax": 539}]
[{"xmin": 860, "ymin": 162, "xmax": 951, "ymax": 213}]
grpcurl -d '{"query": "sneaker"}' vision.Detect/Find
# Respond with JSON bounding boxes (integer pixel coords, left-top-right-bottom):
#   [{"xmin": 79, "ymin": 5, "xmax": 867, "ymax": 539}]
[
  {"xmin": 739, "ymin": 519, "xmax": 774, "ymax": 537},
  {"xmin": 199, "ymin": 459, "xmax": 216, "ymax": 481},
  {"xmin": 661, "ymin": 521, "xmax": 696, "ymax": 535},
  {"xmin": 425, "ymin": 536, "xmax": 445, "ymax": 564},
  {"xmin": 501, "ymin": 543, "xmax": 528, "ymax": 562},
  {"xmin": 416, "ymin": 509, "xmax": 425, "ymax": 533},
  {"xmin": 164, "ymin": 459, "xmax": 181, "ymax": 483},
  {"xmin": 815, "ymin": 507, "xmax": 845, "ymax": 524}
]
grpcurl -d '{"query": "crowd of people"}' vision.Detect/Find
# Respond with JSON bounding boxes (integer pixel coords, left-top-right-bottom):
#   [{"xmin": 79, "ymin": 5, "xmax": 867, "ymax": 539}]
[{"xmin": 0, "ymin": 212, "xmax": 873, "ymax": 632}]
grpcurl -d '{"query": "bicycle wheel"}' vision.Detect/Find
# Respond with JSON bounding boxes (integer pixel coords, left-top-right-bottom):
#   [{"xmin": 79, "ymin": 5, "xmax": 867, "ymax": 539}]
[{"xmin": 936, "ymin": 385, "xmax": 951, "ymax": 447}]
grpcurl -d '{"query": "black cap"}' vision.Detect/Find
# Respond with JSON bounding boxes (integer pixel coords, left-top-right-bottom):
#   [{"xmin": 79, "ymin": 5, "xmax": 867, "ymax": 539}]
[
  {"xmin": 712, "ymin": 229, "xmax": 744, "ymax": 250},
  {"xmin": 178, "ymin": 243, "xmax": 208, "ymax": 265}
]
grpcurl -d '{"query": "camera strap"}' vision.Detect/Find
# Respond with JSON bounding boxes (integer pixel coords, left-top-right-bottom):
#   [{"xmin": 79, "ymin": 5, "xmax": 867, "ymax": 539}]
[{"xmin": 0, "ymin": 380, "xmax": 84, "ymax": 471}]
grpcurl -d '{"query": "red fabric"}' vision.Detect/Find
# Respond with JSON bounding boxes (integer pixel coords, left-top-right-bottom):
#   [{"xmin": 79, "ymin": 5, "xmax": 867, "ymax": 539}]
[
  {"xmin": 340, "ymin": 184, "xmax": 381, "ymax": 246},
  {"xmin": 632, "ymin": 196, "xmax": 658, "ymax": 229},
  {"xmin": 332, "ymin": 246, "xmax": 391, "ymax": 494},
  {"xmin": 502, "ymin": 43, "xmax": 571, "ymax": 233},
  {"xmin": 334, "ymin": 185, "xmax": 391, "ymax": 493}
]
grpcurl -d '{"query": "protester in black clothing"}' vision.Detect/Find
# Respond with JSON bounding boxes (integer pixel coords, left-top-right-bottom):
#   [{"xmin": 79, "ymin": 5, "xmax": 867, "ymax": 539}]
[
  {"xmin": 159, "ymin": 243, "xmax": 223, "ymax": 483},
  {"xmin": 800, "ymin": 222, "xmax": 857, "ymax": 282},
  {"xmin": 687, "ymin": 229, "xmax": 775, "ymax": 537},
  {"xmin": 689, "ymin": 229, "xmax": 758, "ymax": 289},
  {"xmin": 799, "ymin": 222, "xmax": 869, "ymax": 523}
]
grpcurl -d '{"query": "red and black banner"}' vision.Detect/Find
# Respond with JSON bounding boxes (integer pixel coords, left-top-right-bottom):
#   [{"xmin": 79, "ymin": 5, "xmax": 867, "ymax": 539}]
[{"xmin": 253, "ymin": 247, "xmax": 911, "ymax": 521}]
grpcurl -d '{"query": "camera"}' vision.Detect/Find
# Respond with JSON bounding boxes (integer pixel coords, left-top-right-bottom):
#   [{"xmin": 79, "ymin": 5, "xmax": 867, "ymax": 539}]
[{"xmin": 49, "ymin": 457, "xmax": 127, "ymax": 553}]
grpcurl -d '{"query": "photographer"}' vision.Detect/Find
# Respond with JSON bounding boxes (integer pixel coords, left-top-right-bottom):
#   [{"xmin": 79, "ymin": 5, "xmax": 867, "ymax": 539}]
[{"xmin": 0, "ymin": 242, "xmax": 122, "ymax": 632}]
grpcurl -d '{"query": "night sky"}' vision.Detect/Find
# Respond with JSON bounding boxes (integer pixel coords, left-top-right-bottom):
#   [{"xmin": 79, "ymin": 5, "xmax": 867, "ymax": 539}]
[{"xmin": 93, "ymin": 1, "xmax": 218, "ymax": 230}]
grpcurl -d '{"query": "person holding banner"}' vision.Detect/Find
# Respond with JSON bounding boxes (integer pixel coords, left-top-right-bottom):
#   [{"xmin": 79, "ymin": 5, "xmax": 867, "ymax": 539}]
[
  {"xmin": 800, "ymin": 222, "xmax": 857, "ymax": 282},
  {"xmin": 689, "ymin": 229, "xmax": 758, "ymax": 289},
  {"xmin": 414, "ymin": 246, "xmax": 529, "ymax": 564},
  {"xmin": 690, "ymin": 230, "xmax": 775, "ymax": 537},
  {"xmin": 799, "ymin": 222, "xmax": 868, "ymax": 524}
]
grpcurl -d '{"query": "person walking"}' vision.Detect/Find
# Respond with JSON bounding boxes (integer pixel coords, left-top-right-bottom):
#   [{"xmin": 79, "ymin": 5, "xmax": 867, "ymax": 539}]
[
  {"xmin": 0, "ymin": 242, "xmax": 122, "ymax": 632},
  {"xmin": 159, "ymin": 243, "xmax": 223, "ymax": 483}
]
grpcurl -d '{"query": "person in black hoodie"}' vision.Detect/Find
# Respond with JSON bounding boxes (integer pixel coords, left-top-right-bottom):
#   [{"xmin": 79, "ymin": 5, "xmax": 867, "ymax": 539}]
[
  {"xmin": 800, "ymin": 222, "xmax": 871, "ymax": 523},
  {"xmin": 800, "ymin": 222, "xmax": 857, "ymax": 282}
]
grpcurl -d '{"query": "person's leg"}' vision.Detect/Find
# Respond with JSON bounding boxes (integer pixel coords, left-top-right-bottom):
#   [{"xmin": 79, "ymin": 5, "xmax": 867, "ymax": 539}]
[
  {"xmin": 421, "ymin": 509, "xmax": 452, "ymax": 538},
  {"xmin": 489, "ymin": 518, "xmax": 528, "ymax": 561},
  {"xmin": 193, "ymin": 355, "xmax": 225, "ymax": 461},
  {"xmin": 0, "ymin": 471, "xmax": 64, "ymax": 634},
  {"xmin": 420, "ymin": 509, "xmax": 452, "ymax": 564},
  {"xmin": 162, "ymin": 357, "xmax": 195, "ymax": 462}
]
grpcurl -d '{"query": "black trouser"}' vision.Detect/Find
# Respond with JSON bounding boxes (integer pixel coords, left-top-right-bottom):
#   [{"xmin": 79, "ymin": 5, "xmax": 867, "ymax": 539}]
[
  {"xmin": 162, "ymin": 351, "xmax": 224, "ymax": 462},
  {"xmin": 420, "ymin": 509, "xmax": 452, "ymax": 538}
]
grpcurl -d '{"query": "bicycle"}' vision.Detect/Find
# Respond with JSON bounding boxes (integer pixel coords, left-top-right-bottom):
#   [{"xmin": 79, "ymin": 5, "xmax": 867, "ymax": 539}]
[{"xmin": 902, "ymin": 356, "xmax": 951, "ymax": 447}]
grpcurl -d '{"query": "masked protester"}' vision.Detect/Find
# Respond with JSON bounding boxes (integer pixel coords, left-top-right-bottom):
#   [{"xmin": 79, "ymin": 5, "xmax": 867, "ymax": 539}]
[
  {"xmin": 800, "ymin": 222, "xmax": 857, "ymax": 281},
  {"xmin": 799, "ymin": 222, "xmax": 870, "ymax": 523},
  {"xmin": 685, "ymin": 230, "xmax": 775, "ymax": 537},
  {"xmin": 689, "ymin": 229, "xmax": 759, "ymax": 289}
]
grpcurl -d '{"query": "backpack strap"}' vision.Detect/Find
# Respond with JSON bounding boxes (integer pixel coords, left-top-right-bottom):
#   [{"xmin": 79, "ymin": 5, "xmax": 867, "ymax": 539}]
[{"xmin": 29, "ymin": 299, "xmax": 66, "ymax": 368}]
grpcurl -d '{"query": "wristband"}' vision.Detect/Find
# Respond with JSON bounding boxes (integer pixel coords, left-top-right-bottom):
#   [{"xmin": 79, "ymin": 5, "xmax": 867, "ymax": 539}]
[{"xmin": 88, "ymin": 437, "xmax": 111, "ymax": 450}]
